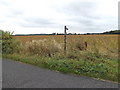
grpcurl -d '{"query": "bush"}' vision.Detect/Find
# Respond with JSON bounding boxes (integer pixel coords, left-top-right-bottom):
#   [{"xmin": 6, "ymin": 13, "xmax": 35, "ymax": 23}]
[{"xmin": 2, "ymin": 30, "xmax": 20, "ymax": 54}]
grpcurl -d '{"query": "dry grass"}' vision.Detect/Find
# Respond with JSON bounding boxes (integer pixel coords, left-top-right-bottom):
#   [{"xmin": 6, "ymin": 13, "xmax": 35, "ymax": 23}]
[
  {"xmin": 21, "ymin": 39, "xmax": 62, "ymax": 57},
  {"xmin": 14, "ymin": 34, "xmax": 118, "ymax": 59}
]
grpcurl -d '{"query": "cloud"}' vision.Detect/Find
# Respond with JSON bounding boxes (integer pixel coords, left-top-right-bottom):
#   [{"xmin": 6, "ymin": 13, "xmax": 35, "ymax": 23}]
[
  {"xmin": 52, "ymin": 0, "xmax": 118, "ymax": 33},
  {"xmin": 0, "ymin": 0, "xmax": 118, "ymax": 34},
  {"xmin": 18, "ymin": 17, "xmax": 56, "ymax": 28}
]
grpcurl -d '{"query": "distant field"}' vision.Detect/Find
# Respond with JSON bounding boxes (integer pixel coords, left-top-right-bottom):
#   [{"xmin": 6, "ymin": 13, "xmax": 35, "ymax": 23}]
[{"xmin": 14, "ymin": 34, "xmax": 118, "ymax": 59}]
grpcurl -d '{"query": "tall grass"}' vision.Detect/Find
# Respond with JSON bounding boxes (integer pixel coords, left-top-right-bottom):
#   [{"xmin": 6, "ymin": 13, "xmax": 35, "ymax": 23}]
[
  {"xmin": 22, "ymin": 39, "xmax": 62, "ymax": 57},
  {"xmin": 14, "ymin": 35, "xmax": 118, "ymax": 59}
]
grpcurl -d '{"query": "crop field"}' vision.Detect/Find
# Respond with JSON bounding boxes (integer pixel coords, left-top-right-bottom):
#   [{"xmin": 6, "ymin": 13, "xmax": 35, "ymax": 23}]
[{"xmin": 14, "ymin": 34, "xmax": 118, "ymax": 59}]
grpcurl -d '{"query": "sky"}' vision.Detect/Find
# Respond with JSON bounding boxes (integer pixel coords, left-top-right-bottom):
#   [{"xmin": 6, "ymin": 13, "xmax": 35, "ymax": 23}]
[{"xmin": 0, "ymin": 0, "xmax": 119, "ymax": 34}]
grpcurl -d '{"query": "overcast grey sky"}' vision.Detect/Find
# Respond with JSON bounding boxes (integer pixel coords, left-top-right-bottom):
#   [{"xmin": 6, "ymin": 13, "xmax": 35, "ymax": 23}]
[{"xmin": 0, "ymin": 0, "xmax": 119, "ymax": 34}]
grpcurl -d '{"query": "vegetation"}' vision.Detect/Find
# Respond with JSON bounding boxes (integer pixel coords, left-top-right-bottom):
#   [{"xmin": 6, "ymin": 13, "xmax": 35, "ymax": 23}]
[
  {"xmin": 103, "ymin": 30, "xmax": 120, "ymax": 34},
  {"xmin": 2, "ymin": 30, "xmax": 119, "ymax": 83},
  {"xmin": 2, "ymin": 30, "xmax": 20, "ymax": 54},
  {"xmin": 14, "ymin": 30, "xmax": 120, "ymax": 36},
  {"xmin": 0, "ymin": 30, "xmax": 2, "ymax": 57}
]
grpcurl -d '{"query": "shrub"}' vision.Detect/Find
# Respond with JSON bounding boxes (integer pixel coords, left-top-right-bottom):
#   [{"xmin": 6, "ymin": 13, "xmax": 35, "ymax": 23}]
[{"xmin": 2, "ymin": 30, "xmax": 20, "ymax": 54}]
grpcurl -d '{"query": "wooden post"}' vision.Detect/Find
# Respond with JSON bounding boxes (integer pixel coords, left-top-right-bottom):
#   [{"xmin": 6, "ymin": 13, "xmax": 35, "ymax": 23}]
[{"xmin": 64, "ymin": 26, "xmax": 68, "ymax": 53}]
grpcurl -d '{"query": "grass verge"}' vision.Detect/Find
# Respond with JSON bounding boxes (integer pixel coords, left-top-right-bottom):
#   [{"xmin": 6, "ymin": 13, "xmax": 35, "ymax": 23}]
[{"xmin": 3, "ymin": 53, "xmax": 118, "ymax": 83}]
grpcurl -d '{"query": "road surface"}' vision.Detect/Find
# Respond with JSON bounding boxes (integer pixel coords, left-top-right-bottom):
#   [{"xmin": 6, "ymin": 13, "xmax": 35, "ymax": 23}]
[{"xmin": 2, "ymin": 59, "xmax": 119, "ymax": 88}]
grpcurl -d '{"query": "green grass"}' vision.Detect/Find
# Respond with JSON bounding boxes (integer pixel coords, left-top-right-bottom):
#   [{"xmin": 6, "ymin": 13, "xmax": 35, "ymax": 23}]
[{"xmin": 3, "ymin": 53, "xmax": 118, "ymax": 83}]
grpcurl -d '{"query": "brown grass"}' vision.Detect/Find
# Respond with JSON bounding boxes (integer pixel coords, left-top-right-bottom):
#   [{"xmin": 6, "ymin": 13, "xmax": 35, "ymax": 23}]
[{"xmin": 14, "ymin": 34, "xmax": 118, "ymax": 59}]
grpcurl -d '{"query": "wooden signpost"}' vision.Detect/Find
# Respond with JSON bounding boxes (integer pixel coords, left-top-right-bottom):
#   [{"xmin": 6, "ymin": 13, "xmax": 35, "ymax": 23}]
[{"xmin": 64, "ymin": 26, "xmax": 68, "ymax": 53}]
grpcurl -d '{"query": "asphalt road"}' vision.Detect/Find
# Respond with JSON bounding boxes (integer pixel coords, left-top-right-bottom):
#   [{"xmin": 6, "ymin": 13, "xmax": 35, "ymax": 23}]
[{"xmin": 2, "ymin": 59, "xmax": 119, "ymax": 88}]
